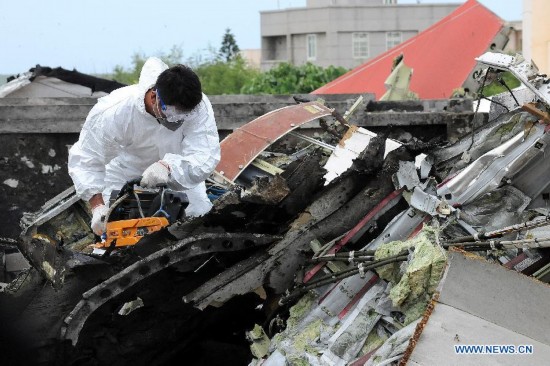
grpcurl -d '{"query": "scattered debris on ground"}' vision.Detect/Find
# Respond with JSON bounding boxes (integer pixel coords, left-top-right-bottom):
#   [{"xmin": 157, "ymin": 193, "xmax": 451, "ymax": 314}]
[{"xmin": 3, "ymin": 51, "xmax": 550, "ymax": 365}]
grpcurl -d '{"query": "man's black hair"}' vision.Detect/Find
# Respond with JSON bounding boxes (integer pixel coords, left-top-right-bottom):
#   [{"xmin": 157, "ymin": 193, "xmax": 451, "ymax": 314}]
[{"xmin": 156, "ymin": 65, "xmax": 202, "ymax": 111}]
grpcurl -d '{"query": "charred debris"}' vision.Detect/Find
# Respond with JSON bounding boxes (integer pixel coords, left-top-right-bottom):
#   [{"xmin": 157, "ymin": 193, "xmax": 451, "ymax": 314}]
[{"xmin": 3, "ymin": 51, "xmax": 550, "ymax": 365}]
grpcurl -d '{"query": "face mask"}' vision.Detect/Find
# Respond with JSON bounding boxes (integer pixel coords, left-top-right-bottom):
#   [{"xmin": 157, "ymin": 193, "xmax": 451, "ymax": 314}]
[{"xmin": 157, "ymin": 117, "xmax": 183, "ymax": 131}]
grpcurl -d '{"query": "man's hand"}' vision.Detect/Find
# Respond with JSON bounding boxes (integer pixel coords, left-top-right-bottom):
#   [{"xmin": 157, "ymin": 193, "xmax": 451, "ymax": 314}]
[
  {"xmin": 140, "ymin": 161, "xmax": 171, "ymax": 188},
  {"xmin": 91, "ymin": 204, "xmax": 108, "ymax": 236}
]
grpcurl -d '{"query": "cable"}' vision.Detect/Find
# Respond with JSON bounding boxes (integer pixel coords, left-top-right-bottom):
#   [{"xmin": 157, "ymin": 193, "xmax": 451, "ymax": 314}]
[
  {"xmin": 499, "ymin": 77, "xmax": 520, "ymax": 108},
  {"xmin": 133, "ymin": 191, "xmax": 145, "ymax": 218},
  {"xmin": 280, "ymin": 254, "xmax": 408, "ymax": 305},
  {"xmin": 466, "ymin": 68, "xmax": 490, "ymax": 151},
  {"xmin": 480, "ymin": 95, "xmax": 509, "ymax": 112}
]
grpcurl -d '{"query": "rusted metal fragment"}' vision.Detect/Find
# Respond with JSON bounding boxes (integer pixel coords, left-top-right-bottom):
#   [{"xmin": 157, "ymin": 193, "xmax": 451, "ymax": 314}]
[
  {"xmin": 240, "ymin": 175, "xmax": 290, "ymax": 205},
  {"xmin": 521, "ymin": 102, "xmax": 550, "ymax": 124},
  {"xmin": 398, "ymin": 293, "xmax": 439, "ymax": 366},
  {"xmin": 214, "ymin": 101, "xmax": 333, "ymax": 184}
]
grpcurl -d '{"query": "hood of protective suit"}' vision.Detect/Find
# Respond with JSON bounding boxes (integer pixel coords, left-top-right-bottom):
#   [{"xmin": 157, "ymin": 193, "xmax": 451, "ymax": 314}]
[{"xmin": 138, "ymin": 57, "xmax": 168, "ymax": 92}]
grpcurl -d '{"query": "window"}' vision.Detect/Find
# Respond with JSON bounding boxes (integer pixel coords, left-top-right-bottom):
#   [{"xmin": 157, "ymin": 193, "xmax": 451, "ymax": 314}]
[
  {"xmin": 307, "ymin": 34, "xmax": 317, "ymax": 61},
  {"xmin": 352, "ymin": 32, "xmax": 369, "ymax": 59},
  {"xmin": 383, "ymin": 0, "xmax": 397, "ymax": 4},
  {"xmin": 386, "ymin": 32, "xmax": 402, "ymax": 50}
]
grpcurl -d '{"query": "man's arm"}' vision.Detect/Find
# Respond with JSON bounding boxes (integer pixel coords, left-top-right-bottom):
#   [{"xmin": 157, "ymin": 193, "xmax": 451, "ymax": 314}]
[
  {"xmin": 89, "ymin": 193, "xmax": 105, "ymax": 209},
  {"xmin": 68, "ymin": 101, "xmax": 125, "ymax": 235},
  {"xmin": 162, "ymin": 97, "xmax": 221, "ymax": 190}
]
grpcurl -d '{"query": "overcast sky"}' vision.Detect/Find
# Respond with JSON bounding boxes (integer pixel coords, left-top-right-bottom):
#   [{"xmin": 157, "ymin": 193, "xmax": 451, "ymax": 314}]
[{"xmin": 0, "ymin": 0, "xmax": 522, "ymax": 75}]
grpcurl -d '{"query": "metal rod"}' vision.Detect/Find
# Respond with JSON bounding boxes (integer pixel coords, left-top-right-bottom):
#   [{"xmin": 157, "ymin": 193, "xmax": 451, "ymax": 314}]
[
  {"xmin": 280, "ymin": 254, "xmax": 408, "ymax": 305},
  {"xmin": 306, "ymin": 256, "xmax": 375, "ymax": 264},
  {"xmin": 445, "ymin": 216, "xmax": 550, "ymax": 244},
  {"xmin": 444, "ymin": 237, "xmax": 550, "ymax": 250},
  {"xmin": 289, "ymin": 131, "xmax": 335, "ymax": 151}
]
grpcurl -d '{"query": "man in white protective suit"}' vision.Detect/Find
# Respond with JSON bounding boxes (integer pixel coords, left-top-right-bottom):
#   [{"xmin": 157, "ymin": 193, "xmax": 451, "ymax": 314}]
[{"xmin": 68, "ymin": 57, "xmax": 220, "ymax": 236}]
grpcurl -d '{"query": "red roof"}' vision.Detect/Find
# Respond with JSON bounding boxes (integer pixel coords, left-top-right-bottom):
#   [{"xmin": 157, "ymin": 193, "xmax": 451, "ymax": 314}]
[{"xmin": 313, "ymin": 0, "xmax": 503, "ymax": 99}]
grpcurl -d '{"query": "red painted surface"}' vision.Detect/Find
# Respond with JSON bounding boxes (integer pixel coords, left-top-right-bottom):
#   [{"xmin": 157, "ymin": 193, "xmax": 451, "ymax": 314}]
[
  {"xmin": 318, "ymin": 282, "xmax": 340, "ymax": 305},
  {"xmin": 338, "ymin": 275, "xmax": 379, "ymax": 319},
  {"xmin": 349, "ymin": 347, "xmax": 381, "ymax": 366},
  {"xmin": 215, "ymin": 102, "xmax": 333, "ymax": 183},
  {"xmin": 407, "ymin": 216, "xmax": 431, "ymax": 240},
  {"xmin": 313, "ymin": 0, "xmax": 503, "ymax": 100}
]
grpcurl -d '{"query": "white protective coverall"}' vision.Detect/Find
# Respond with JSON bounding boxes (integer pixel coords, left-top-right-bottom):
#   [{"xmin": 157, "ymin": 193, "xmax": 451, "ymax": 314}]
[{"xmin": 68, "ymin": 57, "xmax": 220, "ymax": 217}]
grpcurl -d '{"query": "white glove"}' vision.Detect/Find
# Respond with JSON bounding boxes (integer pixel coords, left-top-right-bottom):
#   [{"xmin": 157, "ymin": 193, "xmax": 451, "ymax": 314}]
[
  {"xmin": 184, "ymin": 182, "xmax": 213, "ymax": 218},
  {"xmin": 185, "ymin": 198, "xmax": 213, "ymax": 218},
  {"xmin": 140, "ymin": 161, "xmax": 171, "ymax": 188},
  {"xmin": 91, "ymin": 204, "xmax": 109, "ymax": 236}
]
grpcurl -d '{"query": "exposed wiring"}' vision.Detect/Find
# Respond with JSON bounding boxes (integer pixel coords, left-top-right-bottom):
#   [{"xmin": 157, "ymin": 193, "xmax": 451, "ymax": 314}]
[
  {"xmin": 280, "ymin": 253, "xmax": 408, "ymax": 305},
  {"xmin": 480, "ymin": 95, "xmax": 509, "ymax": 112},
  {"xmin": 466, "ymin": 68, "xmax": 490, "ymax": 151},
  {"xmin": 498, "ymin": 77, "xmax": 520, "ymax": 108}
]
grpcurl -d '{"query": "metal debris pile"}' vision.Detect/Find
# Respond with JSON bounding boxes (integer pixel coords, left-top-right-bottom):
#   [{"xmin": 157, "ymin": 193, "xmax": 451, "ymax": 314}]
[
  {"xmin": 241, "ymin": 51, "xmax": 550, "ymax": 365},
  {"xmin": 4, "ymin": 51, "xmax": 550, "ymax": 365}
]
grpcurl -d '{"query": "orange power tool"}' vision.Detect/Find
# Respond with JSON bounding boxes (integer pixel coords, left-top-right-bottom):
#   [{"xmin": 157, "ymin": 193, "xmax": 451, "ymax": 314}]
[{"xmin": 94, "ymin": 178, "xmax": 171, "ymax": 249}]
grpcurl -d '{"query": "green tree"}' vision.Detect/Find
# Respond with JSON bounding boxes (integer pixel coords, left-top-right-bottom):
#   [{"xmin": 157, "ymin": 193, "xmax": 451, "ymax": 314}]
[
  {"xmin": 112, "ymin": 52, "xmax": 146, "ymax": 85},
  {"xmin": 241, "ymin": 62, "xmax": 348, "ymax": 94},
  {"xmin": 196, "ymin": 56, "xmax": 260, "ymax": 95},
  {"xmin": 219, "ymin": 28, "xmax": 240, "ymax": 62},
  {"xmin": 110, "ymin": 45, "xmax": 348, "ymax": 96},
  {"xmin": 112, "ymin": 46, "xmax": 184, "ymax": 85}
]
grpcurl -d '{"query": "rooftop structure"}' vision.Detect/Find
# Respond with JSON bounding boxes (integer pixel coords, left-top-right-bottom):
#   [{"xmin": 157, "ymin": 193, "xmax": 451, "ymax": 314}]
[{"xmin": 314, "ymin": 0, "xmax": 505, "ymax": 99}]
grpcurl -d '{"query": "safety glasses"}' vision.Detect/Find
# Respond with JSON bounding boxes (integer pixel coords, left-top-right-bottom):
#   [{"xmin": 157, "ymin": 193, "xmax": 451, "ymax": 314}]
[{"xmin": 155, "ymin": 89, "xmax": 186, "ymax": 124}]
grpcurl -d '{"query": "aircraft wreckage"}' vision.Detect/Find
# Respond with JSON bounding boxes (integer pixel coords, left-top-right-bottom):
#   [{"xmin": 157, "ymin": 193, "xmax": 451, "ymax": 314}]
[{"xmin": 3, "ymin": 51, "xmax": 550, "ymax": 365}]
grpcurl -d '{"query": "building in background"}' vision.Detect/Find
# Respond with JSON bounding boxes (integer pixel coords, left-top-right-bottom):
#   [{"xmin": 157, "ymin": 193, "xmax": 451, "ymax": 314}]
[
  {"xmin": 523, "ymin": 0, "xmax": 550, "ymax": 74},
  {"xmin": 239, "ymin": 49, "xmax": 262, "ymax": 69},
  {"xmin": 260, "ymin": 0, "xmax": 460, "ymax": 71}
]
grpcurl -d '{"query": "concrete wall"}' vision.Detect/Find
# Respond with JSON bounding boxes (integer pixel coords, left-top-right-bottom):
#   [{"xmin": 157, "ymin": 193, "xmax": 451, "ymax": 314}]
[
  {"xmin": 0, "ymin": 94, "xmax": 481, "ymax": 239},
  {"xmin": 0, "ymin": 94, "xmax": 369, "ymax": 239}
]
